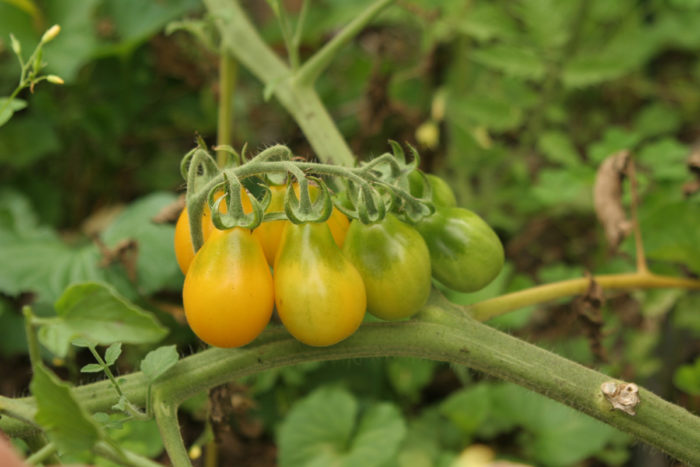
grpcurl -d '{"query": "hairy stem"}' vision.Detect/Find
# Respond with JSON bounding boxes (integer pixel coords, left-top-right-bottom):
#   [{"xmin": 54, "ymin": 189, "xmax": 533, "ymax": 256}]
[
  {"xmin": 216, "ymin": 54, "xmax": 238, "ymax": 167},
  {"xmin": 3, "ymin": 291, "xmax": 699, "ymax": 464},
  {"xmin": 153, "ymin": 399, "xmax": 190, "ymax": 467},
  {"xmin": 204, "ymin": 0, "xmax": 355, "ymax": 166},
  {"xmin": 294, "ymin": 0, "xmax": 395, "ymax": 86}
]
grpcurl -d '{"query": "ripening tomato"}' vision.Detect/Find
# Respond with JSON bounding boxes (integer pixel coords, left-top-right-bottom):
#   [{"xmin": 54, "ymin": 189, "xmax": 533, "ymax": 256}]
[
  {"xmin": 183, "ymin": 228, "xmax": 273, "ymax": 348},
  {"xmin": 274, "ymin": 222, "xmax": 365, "ymax": 346},
  {"xmin": 408, "ymin": 170, "xmax": 457, "ymax": 207},
  {"xmin": 174, "ymin": 189, "xmax": 251, "ymax": 274},
  {"xmin": 253, "ymin": 184, "xmax": 350, "ymax": 265},
  {"xmin": 413, "ymin": 206, "xmax": 504, "ymax": 293},
  {"xmin": 343, "ymin": 214, "xmax": 431, "ymax": 320},
  {"xmin": 174, "ymin": 206, "xmax": 214, "ymax": 275}
]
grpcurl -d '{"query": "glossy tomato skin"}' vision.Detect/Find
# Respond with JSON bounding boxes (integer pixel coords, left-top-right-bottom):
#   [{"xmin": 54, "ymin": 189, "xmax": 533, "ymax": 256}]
[
  {"xmin": 408, "ymin": 170, "xmax": 457, "ymax": 207},
  {"xmin": 174, "ymin": 206, "xmax": 214, "ymax": 275},
  {"xmin": 342, "ymin": 214, "xmax": 431, "ymax": 320},
  {"xmin": 252, "ymin": 184, "xmax": 287, "ymax": 265},
  {"xmin": 414, "ymin": 207, "xmax": 504, "ymax": 293},
  {"xmin": 183, "ymin": 228, "xmax": 274, "ymax": 348},
  {"xmin": 274, "ymin": 222, "xmax": 365, "ymax": 346}
]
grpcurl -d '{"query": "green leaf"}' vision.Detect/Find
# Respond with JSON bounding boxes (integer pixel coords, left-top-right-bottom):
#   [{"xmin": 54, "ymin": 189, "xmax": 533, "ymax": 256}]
[
  {"xmin": 0, "ymin": 298, "xmax": 27, "ymax": 357},
  {"xmin": 80, "ymin": 363, "xmax": 104, "ymax": 373},
  {"xmin": 439, "ymin": 384, "xmax": 490, "ymax": 436},
  {"xmin": 456, "ymin": 3, "xmax": 518, "ymax": 42},
  {"xmin": 673, "ymin": 358, "xmax": 700, "ymax": 396},
  {"xmin": 386, "ymin": 358, "xmax": 436, "ymax": 402},
  {"xmin": 278, "ymin": 386, "xmax": 406, "ymax": 467},
  {"xmin": 449, "ymin": 94, "xmax": 523, "ymax": 132},
  {"xmin": 537, "ymin": 131, "xmax": 581, "ymax": 167},
  {"xmin": 105, "ymin": 417, "xmax": 164, "ymax": 459},
  {"xmin": 0, "ymin": 115, "xmax": 61, "ymax": 167},
  {"xmin": 633, "ymin": 104, "xmax": 682, "ymax": 139},
  {"xmin": 0, "ymin": 97, "xmax": 27, "ymax": 127},
  {"xmin": 531, "ymin": 166, "xmax": 595, "ymax": 209},
  {"xmin": 587, "ymin": 127, "xmax": 642, "ymax": 164},
  {"xmin": 490, "ymin": 383, "xmax": 624, "ymax": 466},
  {"xmin": 31, "ymin": 364, "xmax": 101, "ymax": 454},
  {"xmin": 470, "ymin": 45, "xmax": 545, "ymax": 80},
  {"xmin": 42, "ymin": 0, "xmax": 102, "ymax": 81},
  {"xmin": 140, "ymin": 345, "xmax": 179, "ymax": 383},
  {"xmin": 39, "ymin": 282, "xmax": 167, "ymax": 357},
  {"xmin": 640, "ymin": 202, "xmax": 700, "ymax": 274},
  {"xmin": 104, "ymin": 342, "xmax": 122, "ymax": 366},
  {"xmin": 636, "ymin": 138, "xmax": 689, "ymax": 181},
  {"xmin": 101, "ymin": 192, "xmax": 180, "ymax": 294}
]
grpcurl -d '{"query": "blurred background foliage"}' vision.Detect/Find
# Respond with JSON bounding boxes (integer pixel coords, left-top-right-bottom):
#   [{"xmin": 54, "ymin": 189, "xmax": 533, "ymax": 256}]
[{"xmin": 1, "ymin": 0, "xmax": 700, "ymax": 465}]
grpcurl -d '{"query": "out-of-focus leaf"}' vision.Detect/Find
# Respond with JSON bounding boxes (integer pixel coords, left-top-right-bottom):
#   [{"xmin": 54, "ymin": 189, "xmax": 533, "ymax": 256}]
[
  {"xmin": 43, "ymin": 0, "xmax": 101, "ymax": 81},
  {"xmin": 0, "ymin": 97, "xmax": 27, "ymax": 127},
  {"xmin": 439, "ymin": 384, "xmax": 490, "ymax": 437},
  {"xmin": 672, "ymin": 294, "xmax": 700, "ymax": 337},
  {"xmin": 386, "ymin": 358, "xmax": 436, "ymax": 402},
  {"xmin": 673, "ymin": 358, "xmax": 700, "ymax": 396},
  {"xmin": 0, "ymin": 299, "xmax": 27, "ymax": 357},
  {"xmin": 457, "ymin": 3, "xmax": 518, "ymax": 42},
  {"xmin": 588, "ymin": 128, "xmax": 642, "ymax": 164},
  {"xmin": 38, "ymin": 282, "xmax": 167, "ymax": 357},
  {"xmin": 31, "ymin": 364, "xmax": 101, "ymax": 455},
  {"xmin": 537, "ymin": 131, "xmax": 581, "ymax": 167},
  {"xmin": 470, "ymin": 45, "xmax": 545, "ymax": 81},
  {"xmin": 532, "ymin": 166, "xmax": 595, "ymax": 209},
  {"xmin": 0, "ymin": 115, "xmax": 60, "ymax": 167},
  {"xmin": 449, "ymin": 94, "xmax": 522, "ymax": 132},
  {"xmin": 633, "ymin": 104, "xmax": 682, "ymax": 139},
  {"xmin": 637, "ymin": 138, "xmax": 689, "ymax": 181},
  {"xmin": 640, "ymin": 201, "xmax": 700, "ymax": 274},
  {"xmin": 278, "ymin": 386, "xmax": 406, "ymax": 467},
  {"xmin": 490, "ymin": 383, "xmax": 624, "ymax": 466},
  {"xmin": 102, "ymin": 192, "xmax": 180, "ymax": 294}
]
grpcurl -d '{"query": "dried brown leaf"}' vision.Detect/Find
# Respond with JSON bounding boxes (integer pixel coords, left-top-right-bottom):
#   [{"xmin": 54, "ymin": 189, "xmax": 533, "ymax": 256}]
[
  {"xmin": 152, "ymin": 195, "xmax": 185, "ymax": 224},
  {"xmin": 593, "ymin": 150, "xmax": 633, "ymax": 249},
  {"xmin": 574, "ymin": 273, "xmax": 607, "ymax": 362},
  {"xmin": 94, "ymin": 236, "xmax": 139, "ymax": 283}
]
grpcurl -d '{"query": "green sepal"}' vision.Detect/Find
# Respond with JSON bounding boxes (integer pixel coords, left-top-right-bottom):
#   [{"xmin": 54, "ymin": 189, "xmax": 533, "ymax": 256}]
[
  {"xmin": 212, "ymin": 144, "xmax": 243, "ymax": 166},
  {"xmin": 284, "ymin": 177, "xmax": 333, "ymax": 224},
  {"xmin": 357, "ymin": 183, "xmax": 387, "ymax": 224},
  {"xmin": 209, "ymin": 174, "xmax": 269, "ymax": 230}
]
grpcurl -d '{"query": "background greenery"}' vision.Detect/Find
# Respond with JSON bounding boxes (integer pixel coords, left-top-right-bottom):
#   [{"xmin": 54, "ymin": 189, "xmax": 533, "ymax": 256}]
[{"xmin": 1, "ymin": 0, "xmax": 699, "ymax": 465}]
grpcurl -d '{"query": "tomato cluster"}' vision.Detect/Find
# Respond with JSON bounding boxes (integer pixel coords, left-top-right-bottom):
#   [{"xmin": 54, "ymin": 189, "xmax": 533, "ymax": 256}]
[{"xmin": 175, "ymin": 168, "xmax": 503, "ymax": 349}]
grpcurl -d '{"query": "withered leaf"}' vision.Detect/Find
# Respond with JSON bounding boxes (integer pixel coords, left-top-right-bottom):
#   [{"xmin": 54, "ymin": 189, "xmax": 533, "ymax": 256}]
[
  {"xmin": 593, "ymin": 150, "xmax": 633, "ymax": 250},
  {"xmin": 151, "ymin": 195, "xmax": 185, "ymax": 224},
  {"xmin": 574, "ymin": 273, "xmax": 607, "ymax": 362},
  {"xmin": 95, "ymin": 236, "xmax": 139, "ymax": 283}
]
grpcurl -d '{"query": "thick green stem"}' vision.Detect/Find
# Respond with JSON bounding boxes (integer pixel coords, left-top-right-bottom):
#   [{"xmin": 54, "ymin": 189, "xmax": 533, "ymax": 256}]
[
  {"xmin": 25, "ymin": 442, "xmax": 57, "ymax": 466},
  {"xmin": 153, "ymin": 399, "xmax": 191, "ymax": 467},
  {"xmin": 294, "ymin": 0, "xmax": 395, "ymax": 86},
  {"xmin": 3, "ymin": 293, "xmax": 699, "ymax": 464},
  {"xmin": 217, "ymin": 54, "xmax": 237, "ymax": 167},
  {"xmin": 204, "ymin": 0, "xmax": 355, "ymax": 166}
]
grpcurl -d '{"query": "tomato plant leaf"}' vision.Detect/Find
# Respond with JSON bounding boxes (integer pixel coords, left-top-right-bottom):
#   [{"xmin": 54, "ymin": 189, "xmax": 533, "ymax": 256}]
[
  {"xmin": 39, "ymin": 282, "xmax": 167, "ymax": 356},
  {"xmin": 140, "ymin": 345, "xmax": 179, "ymax": 383},
  {"xmin": 101, "ymin": 192, "xmax": 181, "ymax": 294},
  {"xmin": 80, "ymin": 363, "xmax": 104, "ymax": 373},
  {"xmin": 104, "ymin": 342, "xmax": 123, "ymax": 366},
  {"xmin": 673, "ymin": 358, "xmax": 700, "ymax": 396},
  {"xmin": 30, "ymin": 364, "xmax": 102, "ymax": 455},
  {"xmin": 278, "ymin": 386, "xmax": 406, "ymax": 467},
  {"xmin": 0, "ymin": 97, "xmax": 27, "ymax": 127}
]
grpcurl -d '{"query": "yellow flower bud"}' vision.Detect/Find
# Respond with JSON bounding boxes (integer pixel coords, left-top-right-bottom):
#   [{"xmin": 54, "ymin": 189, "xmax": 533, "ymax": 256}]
[{"xmin": 41, "ymin": 25, "xmax": 61, "ymax": 44}]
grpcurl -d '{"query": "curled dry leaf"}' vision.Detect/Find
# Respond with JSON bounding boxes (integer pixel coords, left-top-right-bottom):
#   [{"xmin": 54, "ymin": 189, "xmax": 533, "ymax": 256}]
[
  {"xmin": 593, "ymin": 150, "xmax": 633, "ymax": 250},
  {"xmin": 574, "ymin": 273, "xmax": 607, "ymax": 362},
  {"xmin": 94, "ymin": 236, "xmax": 139, "ymax": 282},
  {"xmin": 152, "ymin": 195, "xmax": 186, "ymax": 224}
]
